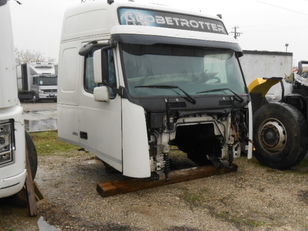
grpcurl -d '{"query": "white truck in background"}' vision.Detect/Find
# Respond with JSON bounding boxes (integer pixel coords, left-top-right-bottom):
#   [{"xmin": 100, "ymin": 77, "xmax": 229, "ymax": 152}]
[
  {"xmin": 0, "ymin": 0, "xmax": 37, "ymax": 198},
  {"xmin": 58, "ymin": 1, "xmax": 252, "ymax": 179},
  {"xmin": 17, "ymin": 62, "xmax": 58, "ymax": 102}
]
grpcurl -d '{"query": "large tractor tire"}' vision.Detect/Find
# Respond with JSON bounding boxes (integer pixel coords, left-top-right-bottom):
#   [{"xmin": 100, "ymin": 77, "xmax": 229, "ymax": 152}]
[
  {"xmin": 25, "ymin": 132, "xmax": 38, "ymax": 179},
  {"xmin": 253, "ymin": 102, "xmax": 308, "ymax": 169}
]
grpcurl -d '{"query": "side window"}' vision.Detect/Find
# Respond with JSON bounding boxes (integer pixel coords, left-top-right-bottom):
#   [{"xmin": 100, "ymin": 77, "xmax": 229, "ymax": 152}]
[
  {"xmin": 84, "ymin": 49, "xmax": 117, "ymax": 98},
  {"xmin": 84, "ymin": 53, "xmax": 97, "ymax": 93},
  {"xmin": 107, "ymin": 50, "xmax": 117, "ymax": 98}
]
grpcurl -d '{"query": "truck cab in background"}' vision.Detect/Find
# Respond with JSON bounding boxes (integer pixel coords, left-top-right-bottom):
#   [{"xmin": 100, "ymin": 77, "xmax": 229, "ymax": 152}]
[
  {"xmin": 0, "ymin": 0, "xmax": 37, "ymax": 198},
  {"xmin": 17, "ymin": 62, "xmax": 58, "ymax": 102},
  {"xmin": 58, "ymin": 1, "xmax": 252, "ymax": 179}
]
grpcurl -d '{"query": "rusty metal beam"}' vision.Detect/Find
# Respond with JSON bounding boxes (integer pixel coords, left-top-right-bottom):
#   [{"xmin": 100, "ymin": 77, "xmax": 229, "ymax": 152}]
[{"xmin": 97, "ymin": 164, "xmax": 237, "ymax": 197}]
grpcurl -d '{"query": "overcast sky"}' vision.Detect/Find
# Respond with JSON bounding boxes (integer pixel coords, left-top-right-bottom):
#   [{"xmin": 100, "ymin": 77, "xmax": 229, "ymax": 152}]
[{"xmin": 10, "ymin": 0, "xmax": 308, "ymax": 64}]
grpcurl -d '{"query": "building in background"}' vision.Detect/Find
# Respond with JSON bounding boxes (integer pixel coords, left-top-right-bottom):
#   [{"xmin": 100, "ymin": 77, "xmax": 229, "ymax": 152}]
[{"xmin": 240, "ymin": 50, "xmax": 293, "ymax": 98}]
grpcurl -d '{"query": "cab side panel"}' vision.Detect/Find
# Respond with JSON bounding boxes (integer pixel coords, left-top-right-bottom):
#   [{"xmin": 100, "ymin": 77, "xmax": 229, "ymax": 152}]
[{"xmin": 57, "ymin": 45, "xmax": 80, "ymax": 144}]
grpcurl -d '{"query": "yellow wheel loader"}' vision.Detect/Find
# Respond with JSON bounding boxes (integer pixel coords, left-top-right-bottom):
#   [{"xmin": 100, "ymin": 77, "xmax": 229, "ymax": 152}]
[{"xmin": 249, "ymin": 61, "xmax": 308, "ymax": 169}]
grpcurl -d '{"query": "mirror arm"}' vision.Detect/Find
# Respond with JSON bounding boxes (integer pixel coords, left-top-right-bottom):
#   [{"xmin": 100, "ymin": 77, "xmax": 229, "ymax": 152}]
[
  {"xmin": 79, "ymin": 41, "xmax": 116, "ymax": 56},
  {"xmin": 117, "ymin": 86, "xmax": 127, "ymax": 98},
  {"xmin": 99, "ymin": 81, "xmax": 127, "ymax": 99},
  {"xmin": 100, "ymin": 80, "xmax": 113, "ymax": 88}
]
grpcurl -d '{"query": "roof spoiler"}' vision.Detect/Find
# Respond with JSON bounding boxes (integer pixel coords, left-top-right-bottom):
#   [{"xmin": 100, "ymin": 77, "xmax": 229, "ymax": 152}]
[{"xmin": 112, "ymin": 33, "xmax": 243, "ymax": 55}]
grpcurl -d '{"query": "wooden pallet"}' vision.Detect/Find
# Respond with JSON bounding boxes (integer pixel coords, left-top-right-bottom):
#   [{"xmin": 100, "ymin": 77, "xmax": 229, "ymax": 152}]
[{"xmin": 97, "ymin": 164, "xmax": 238, "ymax": 197}]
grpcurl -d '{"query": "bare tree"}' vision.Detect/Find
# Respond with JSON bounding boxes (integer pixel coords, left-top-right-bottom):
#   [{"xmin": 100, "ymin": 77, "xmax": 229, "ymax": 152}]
[{"xmin": 15, "ymin": 48, "xmax": 46, "ymax": 65}]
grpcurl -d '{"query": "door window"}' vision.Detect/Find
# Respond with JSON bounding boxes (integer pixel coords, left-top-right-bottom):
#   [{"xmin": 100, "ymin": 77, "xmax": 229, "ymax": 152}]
[
  {"xmin": 84, "ymin": 55, "xmax": 97, "ymax": 93},
  {"xmin": 84, "ymin": 49, "xmax": 117, "ymax": 98}
]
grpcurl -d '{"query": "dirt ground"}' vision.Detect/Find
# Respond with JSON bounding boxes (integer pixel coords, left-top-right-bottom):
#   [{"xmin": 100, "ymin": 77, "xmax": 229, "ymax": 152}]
[{"xmin": 0, "ymin": 149, "xmax": 307, "ymax": 231}]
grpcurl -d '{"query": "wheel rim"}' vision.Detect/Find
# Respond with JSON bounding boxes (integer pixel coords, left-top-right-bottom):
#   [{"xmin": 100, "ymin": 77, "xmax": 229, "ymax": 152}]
[{"xmin": 258, "ymin": 118, "xmax": 287, "ymax": 154}]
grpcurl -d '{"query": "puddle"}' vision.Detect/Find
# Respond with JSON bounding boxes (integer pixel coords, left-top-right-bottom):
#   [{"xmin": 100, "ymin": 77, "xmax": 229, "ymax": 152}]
[
  {"xmin": 23, "ymin": 109, "xmax": 58, "ymax": 132},
  {"xmin": 38, "ymin": 216, "xmax": 61, "ymax": 231},
  {"xmin": 25, "ymin": 119, "xmax": 57, "ymax": 132}
]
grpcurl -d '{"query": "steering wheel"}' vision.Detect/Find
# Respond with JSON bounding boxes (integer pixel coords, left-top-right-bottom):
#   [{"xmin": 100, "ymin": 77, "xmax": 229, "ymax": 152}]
[{"xmin": 204, "ymin": 76, "xmax": 221, "ymax": 84}]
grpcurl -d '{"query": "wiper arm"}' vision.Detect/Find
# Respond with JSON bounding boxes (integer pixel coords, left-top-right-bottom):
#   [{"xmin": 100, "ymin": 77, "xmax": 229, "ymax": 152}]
[
  {"xmin": 197, "ymin": 88, "xmax": 244, "ymax": 103},
  {"xmin": 135, "ymin": 85, "xmax": 196, "ymax": 104}
]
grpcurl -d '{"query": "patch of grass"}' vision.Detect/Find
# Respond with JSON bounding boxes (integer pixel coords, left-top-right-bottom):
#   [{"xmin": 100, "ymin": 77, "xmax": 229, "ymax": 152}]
[
  {"xmin": 217, "ymin": 211, "xmax": 266, "ymax": 228},
  {"xmin": 30, "ymin": 131, "xmax": 80, "ymax": 156},
  {"xmin": 169, "ymin": 147, "xmax": 187, "ymax": 159},
  {"xmin": 181, "ymin": 191, "xmax": 205, "ymax": 207}
]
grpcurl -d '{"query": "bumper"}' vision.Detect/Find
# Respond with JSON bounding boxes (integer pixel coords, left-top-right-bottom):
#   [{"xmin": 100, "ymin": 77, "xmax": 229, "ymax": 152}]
[
  {"xmin": 0, "ymin": 169, "xmax": 27, "ymax": 198},
  {"xmin": 39, "ymin": 93, "xmax": 57, "ymax": 99}
]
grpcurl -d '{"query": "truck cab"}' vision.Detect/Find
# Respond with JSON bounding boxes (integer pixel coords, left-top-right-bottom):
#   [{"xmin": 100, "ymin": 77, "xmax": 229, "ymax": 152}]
[
  {"xmin": 0, "ymin": 0, "xmax": 27, "ymax": 198},
  {"xmin": 17, "ymin": 62, "xmax": 58, "ymax": 102},
  {"xmin": 32, "ymin": 74, "xmax": 58, "ymax": 101},
  {"xmin": 58, "ymin": 1, "xmax": 252, "ymax": 179}
]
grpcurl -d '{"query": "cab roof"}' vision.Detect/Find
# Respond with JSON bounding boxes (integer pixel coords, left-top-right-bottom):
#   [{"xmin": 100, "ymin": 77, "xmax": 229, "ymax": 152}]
[{"xmin": 61, "ymin": 1, "xmax": 241, "ymax": 53}]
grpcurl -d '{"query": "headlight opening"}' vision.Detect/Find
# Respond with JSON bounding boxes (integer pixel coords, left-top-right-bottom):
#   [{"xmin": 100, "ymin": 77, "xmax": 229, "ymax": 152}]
[{"xmin": 0, "ymin": 120, "xmax": 15, "ymax": 166}]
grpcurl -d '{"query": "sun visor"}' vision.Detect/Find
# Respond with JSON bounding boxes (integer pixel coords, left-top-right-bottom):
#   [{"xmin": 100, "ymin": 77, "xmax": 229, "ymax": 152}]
[{"xmin": 112, "ymin": 33, "xmax": 243, "ymax": 54}]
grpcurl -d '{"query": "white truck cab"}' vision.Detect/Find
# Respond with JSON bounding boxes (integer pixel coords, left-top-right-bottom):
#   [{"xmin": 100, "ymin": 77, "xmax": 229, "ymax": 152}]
[
  {"xmin": 17, "ymin": 62, "xmax": 58, "ymax": 102},
  {"xmin": 0, "ymin": 0, "xmax": 27, "ymax": 198},
  {"xmin": 58, "ymin": 1, "xmax": 253, "ymax": 179}
]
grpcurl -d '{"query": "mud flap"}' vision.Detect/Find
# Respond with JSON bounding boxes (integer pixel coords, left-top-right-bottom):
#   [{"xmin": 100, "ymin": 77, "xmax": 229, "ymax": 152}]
[{"xmin": 248, "ymin": 77, "xmax": 282, "ymax": 112}]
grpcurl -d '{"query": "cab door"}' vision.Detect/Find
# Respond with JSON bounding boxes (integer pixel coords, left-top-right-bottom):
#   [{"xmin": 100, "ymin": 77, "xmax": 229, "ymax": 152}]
[{"xmin": 78, "ymin": 46, "xmax": 122, "ymax": 171}]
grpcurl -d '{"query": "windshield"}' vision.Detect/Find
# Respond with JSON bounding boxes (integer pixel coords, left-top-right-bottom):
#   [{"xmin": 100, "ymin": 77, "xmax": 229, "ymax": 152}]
[
  {"xmin": 121, "ymin": 44, "xmax": 247, "ymax": 97},
  {"xmin": 33, "ymin": 76, "xmax": 57, "ymax": 86}
]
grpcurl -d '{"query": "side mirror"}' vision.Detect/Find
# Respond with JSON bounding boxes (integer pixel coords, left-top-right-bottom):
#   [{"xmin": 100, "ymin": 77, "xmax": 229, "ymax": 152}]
[
  {"xmin": 93, "ymin": 86, "xmax": 109, "ymax": 102},
  {"xmin": 93, "ymin": 48, "xmax": 109, "ymax": 84},
  {"xmin": 298, "ymin": 60, "xmax": 308, "ymax": 75}
]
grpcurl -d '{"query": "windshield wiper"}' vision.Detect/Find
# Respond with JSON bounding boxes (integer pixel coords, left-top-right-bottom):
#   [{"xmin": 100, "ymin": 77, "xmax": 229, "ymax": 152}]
[
  {"xmin": 197, "ymin": 88, "xmax": 244, "ymax": 103},
  {"xmin": 135, "ymin": 85, "xmax": 196, "ymax": 104}
]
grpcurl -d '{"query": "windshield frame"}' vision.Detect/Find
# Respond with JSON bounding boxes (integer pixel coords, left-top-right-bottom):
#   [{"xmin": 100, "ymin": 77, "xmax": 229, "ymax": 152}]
[{"xmin": 119, "ymin": 43, "xmax": 248, "ymax": 101}]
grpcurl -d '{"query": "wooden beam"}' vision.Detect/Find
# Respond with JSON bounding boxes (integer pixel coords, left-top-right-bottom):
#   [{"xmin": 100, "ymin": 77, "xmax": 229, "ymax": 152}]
[
  {"xmin": 34, "ymin": 181, "xmax": 44, "ymax": 201},
  {"xmin": 25, "ymin": 146, "xmax": 37, "ymax": 217},
  {"xmin": 97, "ymin": 164, "xmax": 237, "ymax": 197}
]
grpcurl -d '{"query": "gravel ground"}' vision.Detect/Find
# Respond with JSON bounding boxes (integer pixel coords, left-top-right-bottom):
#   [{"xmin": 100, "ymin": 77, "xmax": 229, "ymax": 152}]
[{"xmin": 0, "ymin": 150, "xmax": 307, "ymax": 231}]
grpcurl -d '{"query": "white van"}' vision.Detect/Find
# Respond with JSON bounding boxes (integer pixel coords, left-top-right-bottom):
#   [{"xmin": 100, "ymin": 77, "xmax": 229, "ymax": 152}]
[
  {"xmin": 58, "ymin": 1, "xmax": 252, "ymax": 179},
  {"xmin": 0, "ymin": 0, "xmax": 37, "ymax": 198}
]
